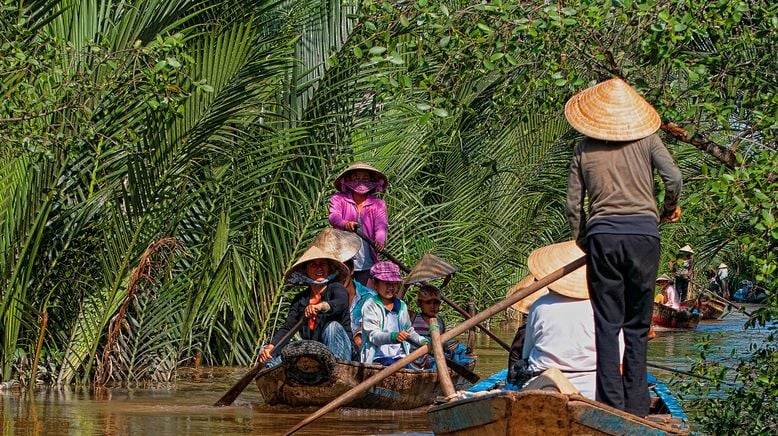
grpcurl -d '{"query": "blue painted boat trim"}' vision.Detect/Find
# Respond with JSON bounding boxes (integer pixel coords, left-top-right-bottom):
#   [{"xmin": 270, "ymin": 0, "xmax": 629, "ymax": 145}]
[
  {"xmin": 470, "ymin": 369, "xmax": 687, "ymax": 426},
  {"xmin": 648, "ymin": 372, "xmax": 688, "ymax": 425}
]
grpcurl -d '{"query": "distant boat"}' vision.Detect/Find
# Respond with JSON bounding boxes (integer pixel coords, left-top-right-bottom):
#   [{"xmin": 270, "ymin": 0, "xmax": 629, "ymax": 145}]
[
  {"xmin": 652, "ymin": 302, "xmax": 702, "ymax": 330},
  {"xmin": 254, "ymin": 340, "xmax": 476, "ymax": 409},
  {"xmin": 682, "ymin": 295, "xmax": 727, "ymax": 320},
  {"xmin": 427, "ymin": 369, "xmax": 689, "ymax": 435}
]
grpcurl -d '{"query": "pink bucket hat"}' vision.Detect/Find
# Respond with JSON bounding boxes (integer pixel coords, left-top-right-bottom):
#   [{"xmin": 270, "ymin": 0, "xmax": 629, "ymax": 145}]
[{"xmin": 370, "ymin": 261, "xmax": 404, "ymax": 283}]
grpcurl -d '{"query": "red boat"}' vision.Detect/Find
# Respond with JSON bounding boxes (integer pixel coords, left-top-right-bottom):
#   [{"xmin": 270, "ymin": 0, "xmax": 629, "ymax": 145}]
[{"xmin": 652, "ymin": 303, "xmax": 702, "ymax": 330}]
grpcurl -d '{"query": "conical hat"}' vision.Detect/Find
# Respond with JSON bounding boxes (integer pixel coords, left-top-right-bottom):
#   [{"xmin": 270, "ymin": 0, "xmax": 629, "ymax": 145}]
[
  {"xmin": 333, "ymin": 162, "xmax": 388, "ymax": 191},
  {"xmin": 679, "ymin": 245, "xmax": 694, "ymax": 254},
  {"xmin": 718, "ymin": 263, "xmax": 727, "ymax": 269},
  {"xmin": 564, "ymin": 78, "xmax": 661, "ymax": 141},
  {"xmin": 403, "ymin": 253, "xmax": 459, "ymax": 285},
  {"xmin": 527, "ymin": 241, "xmax": 588, "ymax": 299},
  {"xmin": 312, "ymin": 228, "xmax": 362, "ymax": 262},
  {"xmin": 508, "ymin": 274, "xmax": 549, "ymax": 315},
  {"xmin": 656, "ymin": 274, "xmax": 673, "ymax": 283},
  {"xmin": 284, "ymin": 245, "xmax": 349, "ymax": 284}
]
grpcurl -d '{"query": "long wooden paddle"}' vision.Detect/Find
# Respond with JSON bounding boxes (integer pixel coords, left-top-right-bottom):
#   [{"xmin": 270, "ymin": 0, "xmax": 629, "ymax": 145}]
[
  {"xmin": 214, "ymin": 317, "xmax": 305, "ymax": 406},
  {"xmin": 429, "ymin": 318, "xmax": 456, "ymax": 398},
  {"xmin": 352, "ymin": 227, "xmax": 512, "ymax": 352},
  {"xmin": 647, "ymin": 362, "xmax": 735, "ymax": 386},
  {"xmin": 404, "ymin": 336, "xmax": 480, "ymax": 384},
  {"xmin": 283, "ymin": 255, "xmax": 586, "ymax": 435}
]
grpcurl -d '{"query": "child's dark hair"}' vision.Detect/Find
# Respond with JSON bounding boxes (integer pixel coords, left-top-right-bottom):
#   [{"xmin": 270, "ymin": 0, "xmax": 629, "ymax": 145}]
[{"xmin": 343, "ymin": 258, "xmax": 355, "ymax": 272}]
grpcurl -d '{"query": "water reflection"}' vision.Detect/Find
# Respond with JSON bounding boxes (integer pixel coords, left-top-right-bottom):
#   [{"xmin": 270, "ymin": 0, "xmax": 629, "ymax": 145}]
[{"xmin": 0, "ymin": 309, "xmax": 768, "ymax": 435}]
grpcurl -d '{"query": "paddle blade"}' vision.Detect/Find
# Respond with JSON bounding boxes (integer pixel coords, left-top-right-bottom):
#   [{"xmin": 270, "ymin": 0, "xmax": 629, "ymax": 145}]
[{"xmin": 214, "ymin": 365, "xmax": 262, "ymax": 406}]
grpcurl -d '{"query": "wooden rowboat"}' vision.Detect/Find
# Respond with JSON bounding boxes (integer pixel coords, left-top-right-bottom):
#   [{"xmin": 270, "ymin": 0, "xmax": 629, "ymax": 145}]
[
  {"xmin": 682, "ymin": 295, "xmax": 727, "ymax": 320},
  {"xmin": 652, "ymin": 302, "xmax": 702, "ymax": 330},
  {"xmin": 255, "ymin": 340, "xmax": 475, "ymax": 409},
  {"xmin": 427, "ymin": 370, "xmax": 689, "ymax": 435}
]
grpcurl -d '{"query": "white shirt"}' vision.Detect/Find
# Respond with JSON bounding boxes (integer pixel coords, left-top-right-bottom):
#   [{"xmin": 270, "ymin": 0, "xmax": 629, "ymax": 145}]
[
  {"xmin": 663, "ymin": 283, "xmax": 681, "ymax": 309},
  {"xmin": 522, "ymin": 292, "xmax": 623, "ymax": 400}
]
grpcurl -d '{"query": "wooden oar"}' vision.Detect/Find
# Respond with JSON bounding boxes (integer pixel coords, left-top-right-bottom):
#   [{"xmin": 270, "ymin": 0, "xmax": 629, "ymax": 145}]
[
  {"xmin": 283, "ymin": 255, "xmax": 586, "ymax": 435},
  {"xmin": 429, "ymin": 318, "xmax": 456, "ymax": 398},
  {"xmin": 647, "ymin": 362, "xmax": 736, "ymax": 386},
  {"xmin": 352, "ymin": 227, "xmax": 512, "ymax": 352},
  {"xmin": 214, "ymin": 317, "xmax": 305, "ymax": 406},
  {"xmin": 405, "ymin": 336, "xmax": 480, "ymax": 384}
]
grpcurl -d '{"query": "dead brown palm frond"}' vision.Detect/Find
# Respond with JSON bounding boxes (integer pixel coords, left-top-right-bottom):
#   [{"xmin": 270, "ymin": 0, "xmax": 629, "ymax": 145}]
[{"xmin": 95, "ymin": 237, "xmax": 184, "ymax": 386}]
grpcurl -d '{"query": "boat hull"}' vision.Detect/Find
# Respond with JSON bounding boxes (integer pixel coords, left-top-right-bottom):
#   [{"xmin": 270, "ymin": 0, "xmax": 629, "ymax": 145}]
[
  {"xmin": 255, "ymin": 358, "xmax": 473, "ymax": 409},
  {"xmin": 652, "ymin": 302, "xmax": 701, "ymax": 330},
  {"xmin": 428, "ymin": 389, "xmax": 688, "ymax": 435},
  {"xmin": 682, "ymin": 295, "xmax": 727, "ymax": 320}
]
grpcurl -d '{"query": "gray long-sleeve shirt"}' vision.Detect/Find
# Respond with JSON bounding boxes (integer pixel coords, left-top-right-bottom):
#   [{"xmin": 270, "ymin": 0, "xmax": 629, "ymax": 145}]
[{"xmin": 565, "ymin": 134, "xmax": 682, "ymax": 244}]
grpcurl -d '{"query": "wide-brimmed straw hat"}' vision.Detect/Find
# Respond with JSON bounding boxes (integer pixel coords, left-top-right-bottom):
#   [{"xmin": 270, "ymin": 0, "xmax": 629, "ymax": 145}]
[
  {"xmin": 656, "ymin": 274, "xmax": 673, "ymax": 283},
  {"xmin": 312, "ymin": 228, "xmax": 362, "ymax": 263},
  {"xmin": 508, "ymin": 274, "xmax": 549, "ymax": 315},
  {"xmin": 527, "ymin": 240, "xmax": 588, "ymax": 299},
  {"xmin": 333, "ymin": 162, "xmax": 388, "ymax": 192},
  {"xmin": 284, "ymin": 245, "xmax": 349, "ymax": 284},
  {"xmin": 370, "ymin": 261, "xmax": 404, "ymax": 283},
  {"xmin": 718, "ymin": 263, "xmax": 728, "ymax": 269},
  {"xmin": 679, "ymin": 245, "xmax": 694, "ymax": 254},
  {"xmin": 564, "ymin": 78, "xmax": 661, "ymax": 142}
]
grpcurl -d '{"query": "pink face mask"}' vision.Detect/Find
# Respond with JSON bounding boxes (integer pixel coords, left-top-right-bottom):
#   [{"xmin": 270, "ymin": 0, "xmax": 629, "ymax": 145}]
[{"xmin": 345, "ymin": 180, "xmax": 377, "ymax": 194}]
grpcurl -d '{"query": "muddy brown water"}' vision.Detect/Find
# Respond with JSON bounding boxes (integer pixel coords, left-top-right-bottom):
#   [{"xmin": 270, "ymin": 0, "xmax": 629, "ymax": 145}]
[{"xmin": 1, "ymin": 307, "xmax": 770, "ymax": 435}]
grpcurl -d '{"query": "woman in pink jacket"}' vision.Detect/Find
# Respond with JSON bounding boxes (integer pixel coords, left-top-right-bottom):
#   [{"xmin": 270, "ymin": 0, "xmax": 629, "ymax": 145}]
[{"xmin": 329, "ymin": 162, "xmax": 388, "ymax": 285}]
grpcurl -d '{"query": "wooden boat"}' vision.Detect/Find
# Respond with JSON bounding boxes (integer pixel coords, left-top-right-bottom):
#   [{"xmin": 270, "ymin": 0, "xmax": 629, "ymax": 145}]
[
  {"xmin": 682, "ymin": 295, "xmax": 727, "ymax": 320},
  {"xmin": 652, "ymin": 302, "xmax": 702, "ymax": 330},
  {"xmin": 427, "ymin": 369, "xmax": 689, "ymax": 435},
  {"xmin": 255, "ymin": 340, "xmax": 476, "ymax": 409}
]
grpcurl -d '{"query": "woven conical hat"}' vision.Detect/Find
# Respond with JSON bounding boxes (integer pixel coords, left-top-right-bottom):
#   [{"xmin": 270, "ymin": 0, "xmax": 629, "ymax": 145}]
[
  {"xmin": 656, "ymin": 274, "xmax": 673, "ymax": 283},
  {"xmin": 284, "ymin": 245, "xmax": 348, "ymax": 284},
  {"xmin": 679, "ymin": 244, "xmax": 694, "ymax": 254},
  {"xmin": 718, "ymin": 263, "xmax": 727, "ymax": 269},
  {"xmin": 508, "ymin": 274, "xmax": 549, "ymax": 315},
  {"xmin": 527, "ymin": 241, "xmax": 588, "ymax": 299},
  {"xmin": 404, "ymin": 253, "xmax": 459, "ymax": 285},
  {"xmin": 333, "ymin": 162, "xmax": 388, "ymax": 191},
  {"xmin": 564, "ymin": 78, "xmax": 661, "ymax": 141},
  {"xmin": 312, "ymin": 228, "xmax": 362, "ymax": 262}
]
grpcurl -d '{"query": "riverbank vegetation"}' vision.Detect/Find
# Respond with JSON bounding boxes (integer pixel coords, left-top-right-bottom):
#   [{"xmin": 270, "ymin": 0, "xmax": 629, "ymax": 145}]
[{"xmin": 1, "ymin": 0, "xmax": 775, "ymax": 430}]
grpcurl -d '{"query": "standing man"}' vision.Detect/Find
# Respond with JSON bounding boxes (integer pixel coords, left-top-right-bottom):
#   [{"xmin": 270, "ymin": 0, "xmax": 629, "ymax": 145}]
[
  {"xmin": 671, "ymin": 245, "xmax": 695, "ymax": 301},
  {"xmin": 564, "ymin": 78, "xmax": 683, "ymax": 417},
  {"xmin": 716, "ymin": 263, "xmax": 729, "ymax": 298}
]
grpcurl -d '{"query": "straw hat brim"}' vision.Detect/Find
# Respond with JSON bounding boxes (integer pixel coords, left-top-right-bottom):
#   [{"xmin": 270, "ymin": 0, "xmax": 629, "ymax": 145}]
[
  {"xmin": 508, "ymin": 274, "xmax": 549, "ymax": 315},
  {"xmin": 679, "ymin": 245, "xmax": 694, "ymax": 254},
  {"xmin": 527, "ymin": 241, "xmax": 588, "ymax": 299},
  {"xmin": 312, "ymin": 228, "xmax": 362, "ymax": 263},
  {"xmin": 718, "ymin": 263, "xmax": 727, "ymax": 269},
  {"xmin": 564, "ymin": 78, "xmax": 661, "ymax": 142},
  {"xmin": 656, "ymin": 274, "xmax": 673, "ymax": 283},
  {"xmin": 333, "ymin": 162, "xmax": 388, "ymax": 190},
  {"xmin": 284, "ymin": 245, "xmax": 349, "ymax": 284}
]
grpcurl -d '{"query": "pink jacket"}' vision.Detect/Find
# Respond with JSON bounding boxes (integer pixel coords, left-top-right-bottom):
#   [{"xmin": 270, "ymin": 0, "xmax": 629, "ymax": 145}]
[{"xmin": 329, "ymin": 192, "xmax": 387, "ymax": 261}]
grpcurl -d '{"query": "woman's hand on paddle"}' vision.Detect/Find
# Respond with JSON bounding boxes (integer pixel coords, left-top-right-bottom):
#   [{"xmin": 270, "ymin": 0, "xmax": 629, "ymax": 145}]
[
  {"xmin": 375, "ymin": 241, "xmax": 384, "ymax": 251},
  {"xmin": 259, "ymin": 344, "xmax": 275, "ymax": 363},
  {"xmin": 344, "ymin": 221, "xmax": 358, "ymax": 231},
  {"xmin": 395, "ymin": 331, "xmax": 411, "ymax": 343},
  {"xmin": 304, "ymin": 302, "xmax": 328, "ymax": 318}
]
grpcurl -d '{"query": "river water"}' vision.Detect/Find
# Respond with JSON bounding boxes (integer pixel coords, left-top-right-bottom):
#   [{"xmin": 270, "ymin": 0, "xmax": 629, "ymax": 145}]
[{"xmin": 1, "ymin": 307, "xmax": 770, "ymax": 435}]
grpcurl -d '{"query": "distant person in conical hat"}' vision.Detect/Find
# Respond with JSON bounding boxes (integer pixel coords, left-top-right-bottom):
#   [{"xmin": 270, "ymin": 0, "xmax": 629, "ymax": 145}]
[
  {"xmin": 716, "ymin": 262, "xmax": 729, "ymax": 298},
  {"xmin": 670, "ymin": 245, "xmax": 694, "ymax": 302},
  {"xmin": 564, "ymin": 78, "xmax": 683, "ymax": 416},
  {"xmin": 329, "ymin": 162, "xmax": 389, "ymax": 286},
  {"xmin": 655, "ymin": 274, "xmax": 680, "ymax": 310},
  {"xmin": 259, "ymin": 240, "xmax": 355, "ymax": 365},
  {"xmin": 508, "ymin": 241, "xmax": 624, "ymax": 400}
]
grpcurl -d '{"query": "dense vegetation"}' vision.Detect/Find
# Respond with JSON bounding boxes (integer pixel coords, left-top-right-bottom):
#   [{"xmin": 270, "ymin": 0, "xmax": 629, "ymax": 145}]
[{"xmin": 1, "ymin": 0, "xmax": 775, "ymax": 430}]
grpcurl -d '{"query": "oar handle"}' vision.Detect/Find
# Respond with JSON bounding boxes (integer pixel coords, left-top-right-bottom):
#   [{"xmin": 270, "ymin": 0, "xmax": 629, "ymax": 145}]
[
  {"xmin": 351, "ymin": 227, "xmax": 512, "ymax": 352},
  {"xmin": 405, "ymin": 336, "xmax": 480, "ymax": 384}
]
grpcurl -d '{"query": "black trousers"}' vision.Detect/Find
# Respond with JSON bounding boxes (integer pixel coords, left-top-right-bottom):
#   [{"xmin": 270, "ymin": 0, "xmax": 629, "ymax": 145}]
[
  {"xmin": 587, "ymin": 234, "xmax": 659, "ymax": 417},
  {"xmin": 675, "ymin": 277, "xmax": 689, "ymax": 301}
]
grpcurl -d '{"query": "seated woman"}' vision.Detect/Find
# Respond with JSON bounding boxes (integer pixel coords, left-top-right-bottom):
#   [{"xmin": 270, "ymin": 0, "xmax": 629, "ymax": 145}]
[
  {"xmin": 656, "ymin": 274, "xmax": 680, "ymax": 310},
  {"xmin": 259, "ymin": 244, "xmax": 355, "ymax": 366},
  {"xmin": 361, "ymin": 261, "xmax": 426, "ymax": 366},
  {"xmin": 510, "ymin": 240, "xmax": 622, "ymax": 401}
]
